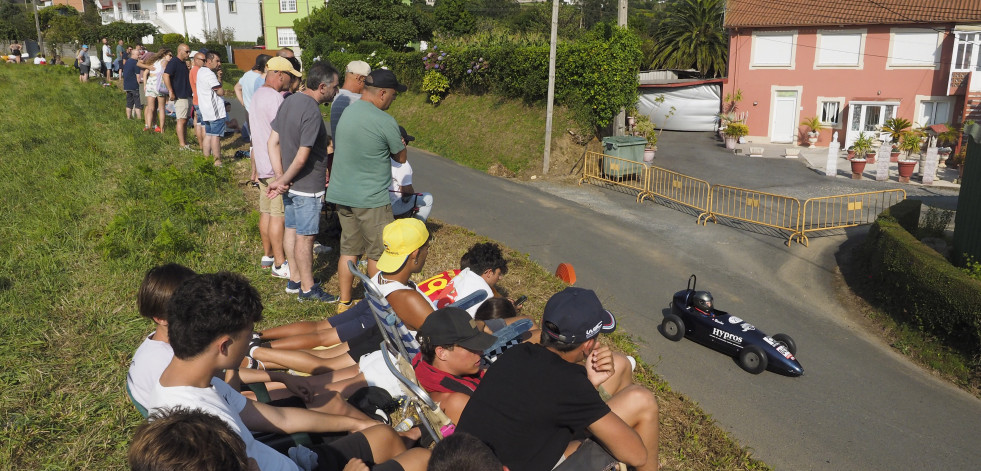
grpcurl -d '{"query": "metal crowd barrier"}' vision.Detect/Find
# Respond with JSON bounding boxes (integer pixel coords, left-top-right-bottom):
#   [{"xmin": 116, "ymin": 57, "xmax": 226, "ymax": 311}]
[
  {"xmin": 797, "ymin": 189, "xmax": 906, "ymax": 246},
  {"xmin": 578, "ymin": 151, "xmax": 652, "ymax": 203},
  {"xmin": 646, "ymin": 165, "xmax": 712, "ymax": 214},
  {"xmin": 698, "ymin": 185, "xmax": 802, "ymax": 246},
  {"xmin": 579, "ymin": 152, "xmax": 907, "ymax": 248}
]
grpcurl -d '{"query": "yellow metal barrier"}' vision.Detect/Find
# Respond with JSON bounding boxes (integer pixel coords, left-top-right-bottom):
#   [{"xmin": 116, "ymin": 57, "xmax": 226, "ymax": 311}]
[
  {"xmin": 797, "ymin": 189, "xmax": 906, "ymax": 246},
  {"xmin": 579, "ymin": 151, "xmax": 652, "ymax": 203},
  {"xmin": 646, "ymin": 165, "xmax": 712, "ymax": 214},
  {"xmin": 698, "ymin": 185, "xmax": 802, "ymax": 246}
]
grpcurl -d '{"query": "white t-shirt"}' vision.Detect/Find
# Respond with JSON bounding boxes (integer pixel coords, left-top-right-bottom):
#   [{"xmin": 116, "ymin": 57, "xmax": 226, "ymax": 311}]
[
  {"xmin": 102, "ymin": 44, "xmax": 112, "ymax": 63},
  {"xmin": 196, "ymin": 67, "xmax": 226, "ymax": 122},
  {"xmin": 149, "ymin": 378, "xmax": 299, "ymax": 471},
  {"xmin": 389, "ymin": 160, "xmax": 413, "ymax": 206},
  {"xmin": 126, "ymin": 333, "xmax": 173, "ymax": 407}
]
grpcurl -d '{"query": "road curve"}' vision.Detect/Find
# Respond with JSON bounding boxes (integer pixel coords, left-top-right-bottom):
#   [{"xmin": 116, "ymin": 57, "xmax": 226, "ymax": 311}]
[{"xmin": 409, "ymin": 147, "xmax": 981, "ymax": 471}]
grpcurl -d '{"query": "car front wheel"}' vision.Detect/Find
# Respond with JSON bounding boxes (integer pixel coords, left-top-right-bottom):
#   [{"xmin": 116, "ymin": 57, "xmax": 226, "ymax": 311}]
[
  {"xmin": 661, "ymin": 313, "xmax": 685, "ymax": 342},
  {"xmin": 738, "ymin": 345, "xmax": 768, "ymax": 374}
]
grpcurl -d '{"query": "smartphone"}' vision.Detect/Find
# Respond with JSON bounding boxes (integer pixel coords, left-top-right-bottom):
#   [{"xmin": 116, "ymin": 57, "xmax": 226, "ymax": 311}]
[{"xmin": 514, "ymin": 295, "xmax": 527, "ymax": 307}]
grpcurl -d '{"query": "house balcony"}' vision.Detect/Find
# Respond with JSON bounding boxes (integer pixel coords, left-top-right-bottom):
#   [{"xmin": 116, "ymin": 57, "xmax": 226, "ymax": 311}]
[{"xmin": 101, "ymin": 10, "xmax": 157, "ymax": 25}]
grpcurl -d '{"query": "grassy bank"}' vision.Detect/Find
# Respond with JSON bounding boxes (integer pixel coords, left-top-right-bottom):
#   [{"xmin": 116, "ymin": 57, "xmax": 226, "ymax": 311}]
[
  {"xmin": 0, "ymin": 65, "xmax": 767, "ymax": 470},
  {"xmin": 387, "ymin": 91, "xmax": 587, "ymax": 177}
]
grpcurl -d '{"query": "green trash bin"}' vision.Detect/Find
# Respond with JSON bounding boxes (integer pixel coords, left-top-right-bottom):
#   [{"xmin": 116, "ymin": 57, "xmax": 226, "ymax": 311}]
[{"xmin": 601, "ymin": 136, "xmax": 647, "ymax": 178}]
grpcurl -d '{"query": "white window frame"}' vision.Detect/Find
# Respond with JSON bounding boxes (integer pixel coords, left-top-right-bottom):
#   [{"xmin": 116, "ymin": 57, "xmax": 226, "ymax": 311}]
[
  {"xmin": 750, "ymin": 30, "xmax": 797, "ymax": 69},
  {"xmin": 277, "ymin": 27, "xmax": 298, "ymax": 47},
  {"xmin": 127, "ymin": 2, "xmax": 140, "ymax": 11},
  {"xmin": 816, "ymin": 96, "xmax": 846, "ymax": 129},
  {"xmin": 914, "ymin": 95, "xmax": 955, "ymax": 127},
  {"xmin": 182, "ymin": 0, "xmax": 196, "ymax": 11},
  {"xmin": 814, "ymin": 29, "xmax": 865, "ymax": 69},
  {"xmin": 279, "ymin": 0, "xmax": 297, "ymax": 13},
  {"xmin": 887, "ymin": 28, "xmax": 941, "ymax": 69}
]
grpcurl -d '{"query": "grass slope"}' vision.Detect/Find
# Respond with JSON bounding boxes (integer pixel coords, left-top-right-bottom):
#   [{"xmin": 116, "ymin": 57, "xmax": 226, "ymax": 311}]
[{"xmin": 0, "ymin": 65, "xmax": 768, "ymax": 470}]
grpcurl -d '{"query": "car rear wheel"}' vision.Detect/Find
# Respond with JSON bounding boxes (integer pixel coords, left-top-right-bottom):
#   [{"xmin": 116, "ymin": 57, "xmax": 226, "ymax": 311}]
[
  {"xmin": 738, "ymin": 345, "xmax": 768, "ymax": 374},
  {"xmin": 661, "ymin": 313, "xmax": 685, "ymax": 342},
  {"xmin": 772, "ymin": 333, "xmax": 797, "ymax": 355}
]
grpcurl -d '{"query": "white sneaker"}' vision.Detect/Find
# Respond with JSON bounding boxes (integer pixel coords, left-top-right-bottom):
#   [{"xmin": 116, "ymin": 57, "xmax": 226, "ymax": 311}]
[
  {"xmin": 271, "ymin": 261, "xmax": 290, "ymax": 279},
  {"xmin": 260, "ymin": 255, "xmax": 275, "ymax": 269},
  {"xmin": 313, "ymin": 242, "xmax": 332, "ymax": 255}
]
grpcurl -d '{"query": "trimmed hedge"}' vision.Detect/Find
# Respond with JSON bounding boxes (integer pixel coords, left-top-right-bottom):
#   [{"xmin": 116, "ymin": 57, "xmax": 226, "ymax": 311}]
[
  {"xmin": 883, "ymin": 198, "xmax": 921, "ymax": 234},
  {"xmin": 862, "ymin": 208, "xmax": 981, "ymax": 356}
]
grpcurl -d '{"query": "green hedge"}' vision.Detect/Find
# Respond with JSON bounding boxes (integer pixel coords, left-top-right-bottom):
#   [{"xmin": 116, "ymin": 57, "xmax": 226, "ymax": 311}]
[
  {"xmin": 882, "ymin": 198, "xmax": 921, "ymax": 234},
  {"xmin": 862, "ymin": 210, "xmax": 981, "ymax": 355}
]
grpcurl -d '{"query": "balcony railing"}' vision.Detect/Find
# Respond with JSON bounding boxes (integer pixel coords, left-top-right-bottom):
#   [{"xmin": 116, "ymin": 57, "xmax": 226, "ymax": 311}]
[{"xmin": 101, "ymin": 10, "xmax": 157, "ymax": 25}]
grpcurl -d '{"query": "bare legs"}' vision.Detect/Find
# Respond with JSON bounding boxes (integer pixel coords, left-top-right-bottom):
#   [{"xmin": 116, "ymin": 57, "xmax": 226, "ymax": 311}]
[{"xmin": 606, "ymin": 385, "xmax": 659, "ymax": 471}]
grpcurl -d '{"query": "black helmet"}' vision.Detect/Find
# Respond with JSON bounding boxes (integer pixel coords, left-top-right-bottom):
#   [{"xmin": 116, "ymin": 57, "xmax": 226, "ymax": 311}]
[{"xmin": 692, "ymin": 291, "xmax": 713, "ymax": 313}]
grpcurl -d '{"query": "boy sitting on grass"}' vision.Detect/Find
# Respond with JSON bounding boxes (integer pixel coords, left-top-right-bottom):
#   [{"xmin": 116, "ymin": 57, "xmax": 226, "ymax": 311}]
[{"xmin": 146, "ymin": 271, "xmax": 429, "ymax": 471}]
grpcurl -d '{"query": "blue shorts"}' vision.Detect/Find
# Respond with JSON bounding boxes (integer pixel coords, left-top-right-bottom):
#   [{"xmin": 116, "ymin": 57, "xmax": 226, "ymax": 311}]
[
  {"xmin": 193, "ymin": 105, "xmax": 201, "ymax": 125},
  {"xmin": 283, "ymin": 193, "xmax": 323, "ymax": 236},
  {"xmin": 204, "ymin": 118, "xmax": 226, "ymax": 137}
]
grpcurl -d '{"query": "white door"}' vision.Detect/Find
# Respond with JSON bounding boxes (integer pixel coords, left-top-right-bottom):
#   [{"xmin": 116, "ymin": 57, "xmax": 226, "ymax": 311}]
[{"xmin": 772, "ymin": 91, "xmax": 798, "ymax": 143}]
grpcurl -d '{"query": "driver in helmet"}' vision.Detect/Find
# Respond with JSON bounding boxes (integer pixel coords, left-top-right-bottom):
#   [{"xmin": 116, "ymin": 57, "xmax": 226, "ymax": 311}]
[{"xmin": 692, "ymin": 291, "xmax": 715, "ymax": 316}]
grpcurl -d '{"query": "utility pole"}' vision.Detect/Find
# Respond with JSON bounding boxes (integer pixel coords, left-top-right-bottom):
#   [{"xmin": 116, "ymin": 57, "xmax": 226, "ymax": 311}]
[
  {"xmin": 614, "ymin": 0, "xmax": 627, "ymax": 136},
  {"xmin": 542, "ymin": 0, "xmax": 559, "ymax": 175},
  {"xmin": 215, "ymin": 0, "xmax": 225, "ymax": 44},
  {"xmin": 179, "ymin": 0, "xmax": 189, "ymax": 41},
  {"xmin": 31, "ymin": 0, "xmax": 42, "ymax": 53}
]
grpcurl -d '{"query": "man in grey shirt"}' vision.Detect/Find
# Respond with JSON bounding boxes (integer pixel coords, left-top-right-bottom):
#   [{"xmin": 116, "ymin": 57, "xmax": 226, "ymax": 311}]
[
  {"xmin": 267, "ymin": 62, "xmax": 341, "ymax": 303},
  {"xmin": 329, "ymin": 60, "xmax": 371, "ymax": 140}
]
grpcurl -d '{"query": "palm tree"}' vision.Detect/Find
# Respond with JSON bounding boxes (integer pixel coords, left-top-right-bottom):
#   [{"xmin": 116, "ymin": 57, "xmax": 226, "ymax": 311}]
[{"xmin": 649, "ymin": 0, "xmax": 727, "ymax": 77}]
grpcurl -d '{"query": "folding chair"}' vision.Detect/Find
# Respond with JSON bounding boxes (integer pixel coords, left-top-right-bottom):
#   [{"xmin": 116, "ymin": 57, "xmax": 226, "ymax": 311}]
[{"xmin": 347, "ymin": 261, "xmax": 452, "ymax": 444}]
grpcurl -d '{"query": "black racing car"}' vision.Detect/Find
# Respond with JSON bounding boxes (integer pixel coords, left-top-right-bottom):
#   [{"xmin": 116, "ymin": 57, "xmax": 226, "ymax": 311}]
[{"xmin": 661, "ymin": 275, "xmax": 803, "ymax": 376}]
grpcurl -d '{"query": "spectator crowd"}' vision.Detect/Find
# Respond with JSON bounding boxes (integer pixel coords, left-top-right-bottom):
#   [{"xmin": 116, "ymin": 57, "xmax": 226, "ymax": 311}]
[{"xmin": 5, "ymin": 37, "xmax": 662, "ymax": 471}]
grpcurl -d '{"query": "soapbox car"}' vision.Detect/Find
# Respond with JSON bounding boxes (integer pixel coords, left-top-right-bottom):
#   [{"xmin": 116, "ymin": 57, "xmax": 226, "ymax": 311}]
[{"xmin": 661, "ymin": 275, "xmax": 803, "ymax": 376}]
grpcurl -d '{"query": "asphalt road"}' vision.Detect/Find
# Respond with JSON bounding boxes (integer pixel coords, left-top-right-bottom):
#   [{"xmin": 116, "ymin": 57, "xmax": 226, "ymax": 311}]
[{"xmin": 408, "ymin": 141, "xmax": 979, "ymax": 471}]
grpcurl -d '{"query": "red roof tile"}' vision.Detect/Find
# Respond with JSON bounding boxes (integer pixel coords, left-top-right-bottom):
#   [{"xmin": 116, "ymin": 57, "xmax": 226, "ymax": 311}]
[{"xmin": 725, "ymin": 0, "xmax": 981, "ymax": 28}]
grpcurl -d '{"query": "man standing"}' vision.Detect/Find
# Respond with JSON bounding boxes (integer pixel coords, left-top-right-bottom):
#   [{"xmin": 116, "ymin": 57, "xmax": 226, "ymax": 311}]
[
  {"xmin": 329, "ymin": 60, "xmax": 371, "ymax": 140},
  {"xmin": 249, "ymin": 57, "xmax": 299, "ymax": 276},
  {"xmin": 101, "ymin": 37, "xmax": 113, "ymax": 82},
  {"xmin": 114, "ymin": 39, "xmax": 124, "ymax": 79},
  {"xmin": 164, "ymin": 44, "xmax": 193, "ymax": 150},
  {"xmin": 267, "ymin": 62, "xmax": 341, "ymax": 302},
  {"xmin": 122, "ymin": 48, "xmax": 143, "ymax": 120},
  {"xmin": 76, "ymin": 45, "xmax": 90, "ymax": 83},
  {"xmin": 234, "ymin": 54, "xmax": 270, "ymax": 117},
  {"xmin": 456, "ymin": 287, "xmax": 660, "ymax": 471},
  {"xmin": 189, "ymin": 51, "xmax": 206, "ymax": 149},
  {"xmin": 326, "ymin": 69, "xmax": 407, "ymax": 312},
  {"xmin": 195, "ymin": 52, "xmax": 226, "ymax": 165}
]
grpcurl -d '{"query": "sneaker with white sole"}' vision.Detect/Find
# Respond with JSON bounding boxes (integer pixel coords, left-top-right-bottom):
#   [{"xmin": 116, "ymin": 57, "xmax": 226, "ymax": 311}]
[
  {"xmin": 260, "ymin": 256, "xmax": 275, "ymax": 269},
  {"xmin": 298, "ymin": 285, "xmax": 339, "ymax": 303},
  {"xmin": 271, "ymin": 261, "xmax": 290, "ymax": 279},
  {"xmin": 286, "ymin": 278, "xmax": 320, "ymax": 294}
]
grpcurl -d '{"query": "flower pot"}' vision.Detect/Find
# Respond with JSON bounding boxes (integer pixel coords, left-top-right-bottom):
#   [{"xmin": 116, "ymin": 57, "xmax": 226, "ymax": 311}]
[
  {"xmin": 724, "ymin": 136, "xmax": 736, "ymax": 149},
  {"xmin": 643, "ymin": 148, "xmax": 656, "ymax": 163},
  {"xmin": 939, "ymin": 152, "xmax": 950, "ymax": 168},
  {"xmin": 808, "ymin": 133, "xmax": 818, "ymax": 148},
  {"xmin": 897, "ymin": 160, "xmax": 917, "ymax": 183},
  {"xmin": 847, "ymin": 149, "xmax": 856, "ymax": 159},
  {"xmin": 890, "ymin": 151, "xmax": 900, "ymax": 162},
  {"xmin": 850, "ymin": 159, "xmax": 867, "ymax": 179},
  {"xmin": 865, "ymin": 152, "xmax": 876, "ymax": 164}
]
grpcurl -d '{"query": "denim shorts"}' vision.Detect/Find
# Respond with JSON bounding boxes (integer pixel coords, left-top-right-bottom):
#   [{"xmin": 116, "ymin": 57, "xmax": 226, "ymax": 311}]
[
  {"xmin": 204, "ymin": 118, "xmax": 226, "ymax": 137},
  {"xmin": 283, "ymin": 193, "xmax": 323, "ymax": 236}
]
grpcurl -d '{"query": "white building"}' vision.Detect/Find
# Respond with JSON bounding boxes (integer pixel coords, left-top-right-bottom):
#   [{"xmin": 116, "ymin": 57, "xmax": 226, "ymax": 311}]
[{"xmin": 98, "ymin": 0, "xmax": 262, "ymax": 43}]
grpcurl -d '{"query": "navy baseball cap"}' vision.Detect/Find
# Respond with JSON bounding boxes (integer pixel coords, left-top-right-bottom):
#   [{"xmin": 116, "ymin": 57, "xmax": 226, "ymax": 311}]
[
  {"xmin": 542, "ymin": 287, "xmax": 616, "ymax": 343},
  {"xmin": 366, "ymin": 69, "xmax": 407, "ymax": 92}
]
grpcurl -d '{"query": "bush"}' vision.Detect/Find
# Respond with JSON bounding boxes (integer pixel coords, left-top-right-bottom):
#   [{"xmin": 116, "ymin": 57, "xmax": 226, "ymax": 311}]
[
  {"xmin": 882, "ymin": 198, "xmax": 921, "ymax": 234},
  {"xmin": 422, "ymin": 70, "xmax": 450, "ymax": 104},
  {"xmin": 862, "ymin": 209, "xmax": 981, "ymax": 357}
]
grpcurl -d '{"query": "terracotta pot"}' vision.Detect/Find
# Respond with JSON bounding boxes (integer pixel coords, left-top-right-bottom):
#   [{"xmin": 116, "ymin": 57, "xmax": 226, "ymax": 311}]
[
  {"xmin": 850, "ymin": 159, "xmax": 867, "ymax": 179},
  {"xmin": 847, "ymin": 149, "xmax": 856, "ymax": 159},
  {"xmin": 897, "ymin": 160, "xmax": 917, "ymax": 183},
  {"xmin": 890, "ymin": 151, "xmax": 900, "ymax": 162},
  {"xmin": 865, "ymin": 152, "xmax": 877, "ymax": 164}
]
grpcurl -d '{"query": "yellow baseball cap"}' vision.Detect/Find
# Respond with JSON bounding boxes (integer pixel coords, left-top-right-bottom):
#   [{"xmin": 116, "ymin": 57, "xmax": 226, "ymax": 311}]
[
  {"xmin": 266, "ymin": 56, "xmax": 301, "ymax": 77},
  {"xmin": 376, "ymin": 219, "xmax": 429, "ymax": 273}
]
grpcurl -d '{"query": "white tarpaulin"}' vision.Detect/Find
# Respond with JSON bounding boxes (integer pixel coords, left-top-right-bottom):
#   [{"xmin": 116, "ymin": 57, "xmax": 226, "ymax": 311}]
[{"xmin": 638, "ymin": 84, "xmax": 721, "ymax": 132}]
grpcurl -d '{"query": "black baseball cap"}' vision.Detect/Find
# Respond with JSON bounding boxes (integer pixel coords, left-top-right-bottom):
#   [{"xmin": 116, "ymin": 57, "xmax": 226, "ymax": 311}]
[
  {"xmin": 366, "ymin": 69, "xmax": 407, "ymax": 92},
  {"xmin": 417, "ymin": 307, "xmax": 496, "ymax": 351},
  {"xmin": 399, "ymin": 126, "xmax": 415, "ymax": 143},
  {"xmin": 542, "ymin": 287, "xmax": 616, "ymax": 343}
]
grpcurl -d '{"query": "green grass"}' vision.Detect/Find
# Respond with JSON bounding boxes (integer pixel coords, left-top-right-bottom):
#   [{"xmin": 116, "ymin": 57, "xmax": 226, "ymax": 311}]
[
  {"xmin": 0, "ymin": 65, "xmax": 769, "ymax": 470},
  {"xmin": 386, "ymin": 91, "xmax": 580, "ymax": 175}
]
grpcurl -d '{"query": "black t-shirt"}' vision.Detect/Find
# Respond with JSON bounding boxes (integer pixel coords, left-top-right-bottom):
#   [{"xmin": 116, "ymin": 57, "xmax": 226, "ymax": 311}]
[
  {"xmin": 456, "ymin": 343, "xmax": 611, "ymax": 471},
  {"xmin": 164, "ymin": 58, "xmax": 192, "ymax": 99}
]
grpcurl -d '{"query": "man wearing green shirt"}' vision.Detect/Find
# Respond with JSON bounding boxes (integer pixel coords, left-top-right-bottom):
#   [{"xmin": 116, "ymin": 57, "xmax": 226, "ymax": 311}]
[{"xmin": 326, "ymin": 69, "xmax": 408, "ymax": 311}]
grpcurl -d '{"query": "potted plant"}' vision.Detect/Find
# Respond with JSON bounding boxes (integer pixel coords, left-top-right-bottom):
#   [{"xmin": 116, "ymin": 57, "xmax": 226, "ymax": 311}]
[
  {"xmin": 633, "ymin": 115, "xmax": 658, "ymax": 162},
  {"xmin": 890, "ymin": 145, "xmax": 901, "ymax": 162},
  {"xmin": 882, "ymin": 117, "xmax": 912, "ymax": 145},
  {"xmin": 852, "ymin": 132, "xmax": 875, "ymax": 164},
  {"xmin": 938, "ymin": 147, "xmax": 952, "ymax": 168},
  {"xmin": 847, "ymin": 146, "xmax": 856, "ymax": 159},
  {"xmin": 850, "ymin": 157, "xmax": 868, "ymax": 179},
  {"xmin": 724, "ymin": 122, "xmax": 749, "ymax": 150},
  {"xmin": 896, "ymin": 159, "xmax": 917, "ymax": 183},
  {"xmin": 800, "ymin": 116, "xmax": 825, "ymax": 148}
]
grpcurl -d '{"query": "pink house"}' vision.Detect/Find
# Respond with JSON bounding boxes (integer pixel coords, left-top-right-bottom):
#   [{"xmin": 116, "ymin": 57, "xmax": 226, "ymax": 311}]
[{"xmin": 723, "ymin": 0, "xmax": 981, "ymax": 149}]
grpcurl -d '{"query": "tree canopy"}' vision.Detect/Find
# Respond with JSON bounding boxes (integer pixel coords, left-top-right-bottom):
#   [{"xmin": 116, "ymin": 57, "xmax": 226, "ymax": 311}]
[{"xmin": 648, "ymin": 0, "xmax": 727, "ymax": 77}]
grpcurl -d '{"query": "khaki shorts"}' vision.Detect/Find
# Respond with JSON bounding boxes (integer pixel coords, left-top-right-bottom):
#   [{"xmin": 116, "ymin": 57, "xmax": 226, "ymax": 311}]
[
  {"xmin": 174, "ymin": 98, "xmax": 190, "ymax": 120},
  {"xmin": 257, "ymin": 179, "xmax": 285, "ymax": 217},
  {"xmin": 337, "ymin": 204, "xmax": 393, "ymax": 259}
]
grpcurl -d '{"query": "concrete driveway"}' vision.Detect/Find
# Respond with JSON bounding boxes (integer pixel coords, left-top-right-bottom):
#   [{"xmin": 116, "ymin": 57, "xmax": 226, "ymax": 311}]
[{"xmin": 408, "ymin": 133, "xmax": 977, "ymax": 470}]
